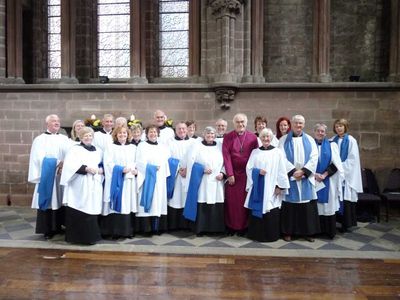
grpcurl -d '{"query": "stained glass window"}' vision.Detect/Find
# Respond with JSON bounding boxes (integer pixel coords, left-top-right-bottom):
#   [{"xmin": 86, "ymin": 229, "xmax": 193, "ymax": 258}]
[
  {"xmin": 48, "ymin": 0, "xmax": 61, "ymax": 79},
  {"xmin": 98, "ymin": 0, "xmax": 130, "ymax": 78},
  {"xmin": 159, "ymin": 0, "xmax": 189, "ymax": 78}
]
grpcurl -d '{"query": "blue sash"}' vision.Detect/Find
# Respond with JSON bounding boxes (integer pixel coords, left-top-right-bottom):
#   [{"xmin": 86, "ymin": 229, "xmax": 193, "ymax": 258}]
[
  {"xmin": 183, "ymin": 162, "xmax": 204, "ymax": 222},
  {"xmin": 37, "ymin": 157, "xmax": 57, "ymax": 211},
  {"xmin": 284, "ymin": 132, "xmax": 313, "ymax": 202},
  {"xmin": 166, "ymin": 158, "xmax": 180, "ymax": 200},
  {"xmin": 248, "ymin": 168, "xmax": 264, "ymax": 218},
  {"xmin": 316, "ymin": 139, "xmax": 331, "ymax": 204},
  {"xmin": 333, "ymin": 134, "xmax": 349, "ymax": 162},
  {"xmin": 140, "ymin": 164, "xmax": 158, "ymax": 212},
  {"xmin": 109, "ymin": 165, "xmax": 124, "ymax": 213}
]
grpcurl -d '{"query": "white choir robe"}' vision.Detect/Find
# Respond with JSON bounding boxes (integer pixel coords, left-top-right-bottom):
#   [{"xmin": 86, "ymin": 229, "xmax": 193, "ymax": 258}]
[
  {"xmin": 278, "ymin": 133, "xmax": 319, "ymax": 203},
  {"xmin": 168, "ymin": 138, "xmax": 194, "ymax": 209},
  {"xmin": 158, "ymin": 127, "xmax": 175, "ymax": 146},
  {"xmin": 316, "ymin": 142, "xmax": 345, "ymax": 216},
  {"xmin": 186, "ymin": 142, "xmax": 224, "ymax": 205},
  {"xmin": 136, "ymin": 142, "xmax": 170, "ymax": 217},
  {"xmin": 93, "ymin": 130, "xmax": 113, "ymax": 152},
  {"xmin": 28, "ymin": 133, "xmax": 70, "ymax": 210},
  {"xmin": 331, "ymin": 135, "xmax": 363, "ymax": 202},
  {"xmin": 103, "ymin": 143, "xmax": 138, "ymax": 215},
  {"xmin": 60, "ymin": 145, "xmax": 104, "ymax": 215},
  {"xmin": 244, "ymin": 147, "xmax": 290, "ymax": 213}
]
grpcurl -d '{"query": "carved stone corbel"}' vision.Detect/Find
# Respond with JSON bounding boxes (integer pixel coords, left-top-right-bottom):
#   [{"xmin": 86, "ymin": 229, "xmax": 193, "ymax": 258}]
[
  {"xmin": 215, "ymin": 86, "xmax": 237, "ymax": 110},
  {"xmin": 208, "ymin": 0, "xmax": 245, "ymax": 18}
]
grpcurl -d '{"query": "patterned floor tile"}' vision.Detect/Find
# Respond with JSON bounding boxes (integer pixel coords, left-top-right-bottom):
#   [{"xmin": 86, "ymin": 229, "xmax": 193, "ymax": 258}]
[
  {"xmin": 5, "ymin": 223, "xmax": 34, "ymax": 232},
  {"xmin": 279, "ymin": 242, "xmax": 313, "ymax": 250},
  {"xmin": 358, "ymin": 244, "xmax": 390, "ymax": 251},
  {"xmin": 163, "ymin": 240, "xmax": 195, "ymax": 247},
  {"xmin": 239, "ymin": 241, "xmax": 272, "ymax": 249},
  {"xmin": 125, "ymin": 239, "xmax": 157, "ymax": 246},
  {"xmin": 200, "ymin": 240, "xmax": 233, "ymax": 248},
  {"xmin": 318, "ymin": 243, "xmax": 352, "ymax": 251}
]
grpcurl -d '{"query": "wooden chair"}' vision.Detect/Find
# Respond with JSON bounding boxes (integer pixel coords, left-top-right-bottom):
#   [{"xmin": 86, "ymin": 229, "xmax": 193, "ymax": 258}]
[
  {"xmin": 357, "ymin": 168, "xmax": 382, "ymax": 223},
  {"xmin": 381, "ymin": 168, "xmax": 400, "ymax": 222}
]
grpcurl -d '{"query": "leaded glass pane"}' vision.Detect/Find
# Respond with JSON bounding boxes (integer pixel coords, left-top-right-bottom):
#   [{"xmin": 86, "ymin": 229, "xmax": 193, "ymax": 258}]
[
  {"xmin": 48, "ymin": 51, "xmax": 61, "ymax": 67},
  {"xmin": 98, "ymin": 3, "xmax": 130, "ymax": 15},
  {"xmin": 99, "ymin": 66, "xmax": 130, "ymax": 78},
  {"xmin": 48, "ymin": 17, "xmax": 61, "ymax": 34},
  {"xmin": 48, "ymin": 0, "xmax": 60, "ymax": 5},
  {"xmin": 98, "ymin": 32, "xmax": 130, "ymax": 50},
  {"xmin": 160, "ymin": 13, "xmax": 188, "ymax": 31},
  {"xmin": 48, "ymin": 5, "xmax": 60, "ymax": 16},
  {"xmin": 160, "ymin": 66, "xmax": 188, "ymax": 78},
  {"xmin": 160, "ymin": 1, "xmax": 189, "ymax": 13},
  {"xmin": 48, "ymin": 34, "xmax": 61, "ymax": 51},
  {"xmin": 160, "ymin": 31, "xmax": 188, "ymax": 49},
  {"xmin": 49, "ymin": 68, "xmax": 61, "ymax": 79},
  {"xmin": 99, "ymin": 50, "xmax": 130, "ymax": 66},
  {"xmin": 98, "ymin": 0, "xmax": 128, "ymax": 4},
  {"xmin": 98, "ymin": 15, "xmax": 129, "ymax": 32},
  {"xmin": 160, "ymin": 49, "xmax": 188, "ymax": 66}
]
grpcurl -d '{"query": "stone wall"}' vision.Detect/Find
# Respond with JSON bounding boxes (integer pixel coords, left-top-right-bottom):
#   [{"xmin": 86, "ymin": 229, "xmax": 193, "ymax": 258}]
[{"xmin": 0, "ymin": 84, "xmax": 398, "ymax": 206}]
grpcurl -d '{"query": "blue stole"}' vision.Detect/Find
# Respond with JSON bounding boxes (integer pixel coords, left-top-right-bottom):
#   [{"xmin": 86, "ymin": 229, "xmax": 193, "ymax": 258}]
[
  {"xmin": 284, "ymin": 131, "xmax": 313, "ymax": 202},
  {"xmin": 109, "ymin": 165, "xmax": 124, "ymax": 213},
  {"xmin": 316, "ymin": 139, "xmax": 331, "ymax": 204},
  {"xmin": 166, "ymin": 158, "xmax": 180, "ymax": 200},
  {"xmin": 333, "ymin": 134, "xmax": 349, "ymax": 162},
  {"xmin": 248, "ymin": 168, "xmax": 264, "ymax": 218},
  {"xmin": 183, "ymin": 162, "xmax": 204, "ymax": 222},
  {"xmin": 37, "ymin": 157, "xmax": 57, "ymax": 211},
  {"xmin": 140, "ymin": 164, "xmax": 158, "ymax": 212}
]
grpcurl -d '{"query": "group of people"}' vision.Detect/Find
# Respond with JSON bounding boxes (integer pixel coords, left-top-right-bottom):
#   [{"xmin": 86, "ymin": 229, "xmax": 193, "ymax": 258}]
[{"xmin": 28, "ymin": 110, "xmax": 363, "ymax": 245}]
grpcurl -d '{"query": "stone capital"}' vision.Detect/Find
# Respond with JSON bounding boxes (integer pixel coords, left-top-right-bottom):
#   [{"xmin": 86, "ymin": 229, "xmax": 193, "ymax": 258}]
[{"xmin": 208, "ymin": 0, "xmax": 245, "ymax": 18}]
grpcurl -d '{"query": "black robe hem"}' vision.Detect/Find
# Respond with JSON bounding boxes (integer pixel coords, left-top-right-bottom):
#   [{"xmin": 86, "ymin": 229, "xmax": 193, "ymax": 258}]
[
  {"xmin": 65, "ymin": 207, "xmax": 101, "ymax": 245},
  {"xmin": 247, "ymin": 207, "xmax": 281, "ymax": 242}
]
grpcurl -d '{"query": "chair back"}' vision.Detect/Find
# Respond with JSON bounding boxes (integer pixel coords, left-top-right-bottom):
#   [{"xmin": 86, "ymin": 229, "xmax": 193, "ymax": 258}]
[
  {"xmin": 361, "ymin": 168, "xmax": 380, "ymax": 194},
  {"xmin": 383, "ymin": 168, "xmax": 400, "ymax": 193}
]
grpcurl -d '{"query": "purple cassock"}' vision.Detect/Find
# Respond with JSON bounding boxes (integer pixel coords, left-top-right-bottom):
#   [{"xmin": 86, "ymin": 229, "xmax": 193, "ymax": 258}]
[{"xmin": 222, "ymin": 130, "xmax": 259, "ymax": 231}]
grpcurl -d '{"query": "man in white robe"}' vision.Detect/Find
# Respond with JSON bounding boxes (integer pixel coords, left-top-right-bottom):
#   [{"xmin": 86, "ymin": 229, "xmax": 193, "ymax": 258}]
[
  {"xmin": 153, "ymin": 109, "xmax": 174, "ymax": 146},
  {"xmin": 28, "ymin": 114, "xmax": 70, "ymax": 239},
  {"xmin": 92, "ymin": 113, "xmax": 114, "ymax": 152}
]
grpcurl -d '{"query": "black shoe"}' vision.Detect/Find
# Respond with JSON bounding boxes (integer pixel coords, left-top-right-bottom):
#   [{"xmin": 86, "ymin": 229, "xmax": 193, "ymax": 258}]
[{"xmin": 237, "ymin": 229, "xmax": 247, "ymax": 237}]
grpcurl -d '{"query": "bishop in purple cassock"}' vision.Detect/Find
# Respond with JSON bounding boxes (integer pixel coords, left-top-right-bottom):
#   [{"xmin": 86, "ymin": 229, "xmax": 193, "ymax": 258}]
[{"xmin": 222, "ymin": 113, "xmax": 259, "ymax": 234}]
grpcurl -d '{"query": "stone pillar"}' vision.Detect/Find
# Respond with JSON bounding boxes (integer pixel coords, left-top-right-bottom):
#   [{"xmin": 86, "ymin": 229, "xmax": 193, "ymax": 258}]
[
  {"xmin": 5, "ymin": 0, "xmax": 24, "ymax": 83},
  {"xmin": 60, "ymin": 0, "xmax": 78, "ymax": 83},
  {"xmin": 0, "ymin": 0, "xmax": 5, "ymax": 79},
  {"xmin": 312, "ymin": 0, "xmax": 331, "ymax": 83},
  {"xmin": 209, "ymin": 0, "xmax": 245, "ymax": 83},
  {"xmin": 388, "ymin": 0, "xmax": 400, "ymax": 82},
  {"xmin": 250, "ymin": 0, "xmax": 264, "ymax": 83},
  {"xmin": 129, "ymin": 0, "xmax": 147, "ymax": 83}
]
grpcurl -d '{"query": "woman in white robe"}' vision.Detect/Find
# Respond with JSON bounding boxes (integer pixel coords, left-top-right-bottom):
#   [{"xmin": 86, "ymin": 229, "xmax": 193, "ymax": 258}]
[
  {"xmin": 331, "ymin": 118, "xmax": 363, "ymax": 232},
  {"xmin": 100, "ymin": 126, "xmax": 137, "ymax": 238},
  {"xmin": 245, "ymin": 128, "xmax": 289, "ymax": 242},
  {"xmin": 60, "ymin": 127, "xmax": 104, "ymax": 245},
  {"xmin": 135, "ymin": 125, "xmax": 170, "ymax": 234},
  {"xmin": 185, "ymin": 126, "xmax": 225, "ymax": 235}
]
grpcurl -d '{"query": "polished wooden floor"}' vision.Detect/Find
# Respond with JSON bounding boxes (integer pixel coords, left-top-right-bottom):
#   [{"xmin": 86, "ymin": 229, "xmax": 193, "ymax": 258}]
[{"xmin": 0, "ymin": 248, "xmax": 399, "ymax": 299}]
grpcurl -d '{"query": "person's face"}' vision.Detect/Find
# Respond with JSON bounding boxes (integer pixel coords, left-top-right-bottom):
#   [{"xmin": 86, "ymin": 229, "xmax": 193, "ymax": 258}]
[
  {"xmin": 117, "ymin": 128, "xmax": 128, "ymax": 144},
  {"xmin": 132, "ymin": 128, "xmax": 142, "ymax": 141},
  {"xmin": 314, "ymin": 127, "xmax": 326, "ymax": 142},
  {"xmin": 187, "ymin": 124, "xmax": 196, "ymax": 136},
  {"xmin": 335, "ymin": 124, "xmax": 346, "ymax": 137},
  {"xmin": 260, "ymin": 134, "xmax": 272, "ymax": 148},
  {"xmin": 175, "ymin": 123, "xmax": 188, "ymax": 139},
  {"xmin": 292, "ymin": 119, "xmax": 305, "ymax": 135},
  {"xmin": 147, "ymin": 128, "xmax": 158, "ymax": 142},
  {"xmin": 47, "ymin": 116, "xmax": 60, "ymax": 134},
  {"xmin": 279, "ymin": 120, "xmax": 289, "ymax": 135},
  {"xmin": 234, "ymin": 116, "xmax": 246, "ymax": 134},
  {"xmin": 204, "ymin": 131, "xmax": 216, "ymax": 143},
  {"xmin": 256, "ymin": 121, "xmax": 267, "ymax": 133},
  {"xmin": 154, "ymin": 111, "xmax": 165, "ymax": 127},
  {"xmin": 74, "ymin": 122, "xmax": 84, "ymax": 134},
  {"xmin": 102, "ymin": 117, "xmax": 114, "ymax": 131},
  {"xmin": 81, "ymin": 132, "xmax": 93, "ymax": 146},
  {"xmin": 216, "ymin": 121, "xmax": 227, "ymax": 134}
]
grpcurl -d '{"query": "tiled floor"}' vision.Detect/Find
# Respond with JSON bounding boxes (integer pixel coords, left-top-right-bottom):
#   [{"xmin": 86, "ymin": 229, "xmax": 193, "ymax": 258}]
[{"xmin": 0, "ymin": 206, "xmax": 399, "ymax": 259}]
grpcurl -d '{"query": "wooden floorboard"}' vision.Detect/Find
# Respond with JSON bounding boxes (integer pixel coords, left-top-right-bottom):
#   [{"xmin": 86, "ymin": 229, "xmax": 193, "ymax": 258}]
[{"xmin": 0, "ymin": 248, "xmax": 399, "ymax": 299}]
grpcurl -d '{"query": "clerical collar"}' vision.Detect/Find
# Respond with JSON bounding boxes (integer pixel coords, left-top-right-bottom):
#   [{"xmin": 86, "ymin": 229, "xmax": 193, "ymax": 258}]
[
  {"xmin": 159, "ymin": 125, "xmax": 166, "ymax": 130},
  {"xmin": 132, "ymin": 139, "xmax": 141, "ymax": 146},
  {"xmin": 191, "ymin": 135, "xmax": 199, "ymax": 139},
  {"xmin": 146, "ymin": 140, "xmax": 158, "ymax": 145},
  {"xmin": 202, "ymin": 141, "xmax": 216, "ymax": 146},
  {"xmin": 216, "ymin": 134, "xmax": 225, "ymax": 138},
  {"xmin": 292, "ymin": 132, "xmax": 303, "ymax": 137},
  {"xmin": 75, "ymin": 137, "xmax": 80, "ymax": 142},
  {"xmin": 175, "ymin": 136, "xmax": 189, "ymax": 141},
  {"xmin": 259, "ymin": 145, "xmax": 274, "ymax": 150},
  {"xmin": 114, "ymin": 141, "xmax": 130, "ymax": 146},
  {"xmin": 44, "ymin": 131, "xmax": 59, "ymax": 135},
  {"xmin": 80, "ymin": 142, "xmax": 96, "ymax": 151},
  {"xmin": 100, "ymin": 128, "xmax": 112, "ymax": 135},
  {"xmin": 315, "ymin": 139, "xmax": 323, "ymax": 145}
]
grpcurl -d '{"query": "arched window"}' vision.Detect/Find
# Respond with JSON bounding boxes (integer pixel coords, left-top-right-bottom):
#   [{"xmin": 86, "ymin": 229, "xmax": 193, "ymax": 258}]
[
  {"xmin": 159, "ymin": 0, "xmax": 189, "ymax": 78},
  {"xmin": 48, "ymin": 0, "xmax": 61, "ymax": 79},
  {"xmin": 97, "ymin": 0, "xmax": 130, "ymax": 78}
]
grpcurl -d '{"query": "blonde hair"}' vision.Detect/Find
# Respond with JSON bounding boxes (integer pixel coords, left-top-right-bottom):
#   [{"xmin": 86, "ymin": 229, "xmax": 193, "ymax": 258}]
[
  {"xmin": 112, "ymin": 126, "xmax": 132, "ymax": 143},
  {"xmin": 71, "ymin": 119, "xmax": 84, "ymax": 141}
]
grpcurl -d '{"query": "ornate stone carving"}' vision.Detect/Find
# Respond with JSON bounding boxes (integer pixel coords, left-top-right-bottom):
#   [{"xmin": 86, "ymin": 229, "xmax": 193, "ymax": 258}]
[
  {"xmin": 215, "ymin": 87, "xmax": 237, "ymax": 110},
  {"xmin": 208, "ymin": 0, "xmax": 245, "ymax": 17}
]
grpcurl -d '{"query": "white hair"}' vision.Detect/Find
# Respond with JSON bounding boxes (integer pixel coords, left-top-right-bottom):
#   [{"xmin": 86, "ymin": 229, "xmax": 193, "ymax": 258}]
[
  {"xmin": 45, "ymin": 114, "xmax": 59, "ymax": 123},
  {"xmin": 292, "ymin": 114, "xmax": 305, "ymax": 123},
  {"xmin": 233, "ymin": 113, "xmax": 248, "ymax": 125},
  {"xmin": 259, "ymin": 128, "xmax": 274, "ymax": 138}
]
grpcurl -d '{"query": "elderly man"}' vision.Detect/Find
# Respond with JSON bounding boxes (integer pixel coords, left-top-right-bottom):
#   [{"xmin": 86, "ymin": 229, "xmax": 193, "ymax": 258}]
[
  {"xmin": 222, "ymin": 113, "xmax": 259, "ymax": 235},
  {"xmin": 278, "ymin": 115, "xmax": 320, "ymax": 242},
  {"xmin": 153, "ymin": 109, "xmax": 174, "ymax": 145},
  {"xmin": 93, "ymin": 113, "xmax": 114, "ymax": 152},
  {"xmin": 314, "ymin": 123, "xmax": 344, "ymax": 239},
  {"xmin": 28, "ymin": 114, "xmax": 70, "ymax": 239}
]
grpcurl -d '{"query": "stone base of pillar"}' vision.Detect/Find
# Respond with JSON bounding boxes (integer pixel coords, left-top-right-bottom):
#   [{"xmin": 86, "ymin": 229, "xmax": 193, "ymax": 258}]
[
  {"xmin": 0, "ymin": 77, "xmax": 25, "ymax": 84},
  {"xmin": 387, "ymin": 74, "xmax": 400, "ymax": 82},
  {"xmin": 312, "ymin": 73, "xmax": 332, "ymax": 83},
  {"xmin": 60, "ymin": 76, "xmax": 79, "ymax": 84},
  {"xmin": 127, "ymin": 76, "xmax": 148, "ymax": 84},
  {"xmin": 215, "ymin": 73, "xmax": 237, "ymax": 83},
  {"xmin": 241, "ymin": 75, "xmax": 266, "ymax": 83}
]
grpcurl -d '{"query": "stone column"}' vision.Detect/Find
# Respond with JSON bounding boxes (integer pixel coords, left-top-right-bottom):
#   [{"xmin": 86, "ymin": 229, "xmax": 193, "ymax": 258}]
[
  {"xmin": 60, "ymin": 0, "xmax": 78, "ymax": 83},
  {"xmin": 5, "ymin": 0, "xmax": 24, "ymax": 83},
  {"xmin": 312, "ymin": 0, "xmax": 331, "ymax": 83},
  {"xmin": 388, "ymin": 0, "xmax": 400, "ymax": 82},
  {"xmin": 0, "ymin": 0, "xmax": 6, "ymax": 79},
  {"xmin": 129, "ymin": 0, "xmax": 147, "ymax": 83},
  {"xmin": 250, "ymin": 0, "xmax": 264, "ymax": 83}
]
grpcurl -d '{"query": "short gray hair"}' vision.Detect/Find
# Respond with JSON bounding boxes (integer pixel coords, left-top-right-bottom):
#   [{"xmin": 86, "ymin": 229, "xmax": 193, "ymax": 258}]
[
  {"xmin": 203, "ymin": 126, "xmax": 216, "ymax": 135},
  {"xmin": 45, "ymin": 114, "xmax": 59, "ymax": 123},
  {"xmin": 259, "ymin": 128, "xmax": 274, "ymax": 138},
  {"xmin": 292, "ymin": 114, "xmax": 305, "ymax": 123},
  {"xmin": 233, "ymin": 113, "xmax": 248, "ymax": 125},
  {"xmin": 78, "ymin": 126, "xmax": 94, "ymax": 140},
  {"xmin": 313, "ymin": 123, "xmax": 327, "ymax": 132}
]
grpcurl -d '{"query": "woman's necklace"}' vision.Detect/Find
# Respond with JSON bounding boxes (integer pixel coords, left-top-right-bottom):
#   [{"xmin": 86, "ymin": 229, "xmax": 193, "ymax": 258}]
[{"xmin": 237, "ymin": 131, "xmax": 247, "ymax": 154}]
